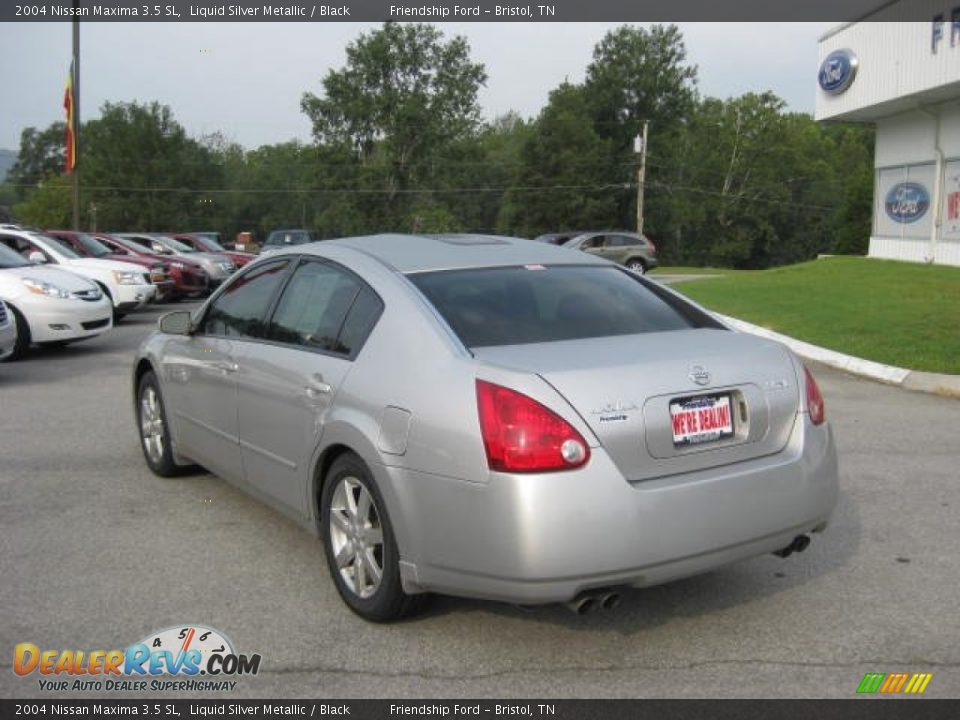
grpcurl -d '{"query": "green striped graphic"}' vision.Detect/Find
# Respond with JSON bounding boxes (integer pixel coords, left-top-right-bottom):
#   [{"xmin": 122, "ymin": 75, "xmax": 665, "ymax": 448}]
[{"xmin": 857, "ymin": 673, "xmax": 886, "ymax": 694}]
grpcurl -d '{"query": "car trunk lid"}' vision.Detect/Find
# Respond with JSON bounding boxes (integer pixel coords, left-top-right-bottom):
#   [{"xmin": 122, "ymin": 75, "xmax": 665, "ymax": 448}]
[{"xmin": 472, "ymin": 328, "xmax": 801, "ymax": 482}]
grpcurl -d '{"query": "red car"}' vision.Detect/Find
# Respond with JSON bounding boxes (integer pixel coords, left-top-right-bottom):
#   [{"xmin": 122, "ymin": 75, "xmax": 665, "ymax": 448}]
[
  {"xmin": 94, "ymin": 234, "xmax": 210, "ymax": 299},
  {"xmin": 46, "ymin": 230, "xmax": 176, "ymax": 301},
  {"xmin": 174, "ymin": 233, "xmax": 255, "ymax": 268}
]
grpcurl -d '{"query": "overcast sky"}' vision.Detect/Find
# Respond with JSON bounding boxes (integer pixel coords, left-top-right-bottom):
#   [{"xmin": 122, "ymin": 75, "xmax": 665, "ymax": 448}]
[{"xmin": 0, "ymin": 22, "xmax": 835, "ymax": 152}]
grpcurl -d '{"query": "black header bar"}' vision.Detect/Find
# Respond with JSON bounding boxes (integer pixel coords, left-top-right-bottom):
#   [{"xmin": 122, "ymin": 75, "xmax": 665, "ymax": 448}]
[{"xmin": 0, "ymin": 0, "xmax": 947, "ymax": 23}]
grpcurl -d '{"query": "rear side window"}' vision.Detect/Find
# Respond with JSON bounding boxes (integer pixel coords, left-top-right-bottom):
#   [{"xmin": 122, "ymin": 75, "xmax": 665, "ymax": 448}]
[
  {"xmin": 410, "ymin": 265, "xmax": 707, "ymax": 348},
  {"xmin": 265, "ymin": 260, "xmax": 381, "ymax": 356}
]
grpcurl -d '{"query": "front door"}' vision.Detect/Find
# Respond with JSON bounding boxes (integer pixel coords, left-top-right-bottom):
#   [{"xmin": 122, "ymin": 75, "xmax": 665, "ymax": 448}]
[{"xmin": 164, "ymin": 259, "xmax": 294, "ymax": 481}]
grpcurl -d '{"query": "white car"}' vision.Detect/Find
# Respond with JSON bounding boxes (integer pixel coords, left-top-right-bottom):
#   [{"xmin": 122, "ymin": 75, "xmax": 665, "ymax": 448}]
[
  {"xmin": 0, "ymin": 300, "xmax": 17, "ymax": 361},
  {"xmin": 0, "ymin": 243, "xmax": 113, "ymax": 360},
  {"xmin": 0, "ymin": 229, "xmax": 156, "ymax": 319}
]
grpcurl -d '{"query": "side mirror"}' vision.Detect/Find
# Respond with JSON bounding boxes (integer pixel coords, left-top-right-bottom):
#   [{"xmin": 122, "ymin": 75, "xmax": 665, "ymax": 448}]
[
  {"xmin": 27, "ymin": 250, "xmax": 47, "ymax": 264},
  {"xmin": 158, "ymin": 311, "xmax": 193, "ymax": 336}
]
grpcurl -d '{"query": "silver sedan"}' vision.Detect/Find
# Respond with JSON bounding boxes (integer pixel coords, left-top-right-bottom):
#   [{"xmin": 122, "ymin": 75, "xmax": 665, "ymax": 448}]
[{"xmin": 133, "ymin": 234, "xmax": 838, "ymax": 621}]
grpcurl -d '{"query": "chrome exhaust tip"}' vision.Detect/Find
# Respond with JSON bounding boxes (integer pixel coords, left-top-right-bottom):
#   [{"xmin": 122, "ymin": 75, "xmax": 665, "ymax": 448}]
[
  {"xmin": 600, "ymin": 592, "xmax": 622, "ymax": 611},
  {"xmin": 568, "ymin": 595, "xmax": 598, "ymax": 615}
]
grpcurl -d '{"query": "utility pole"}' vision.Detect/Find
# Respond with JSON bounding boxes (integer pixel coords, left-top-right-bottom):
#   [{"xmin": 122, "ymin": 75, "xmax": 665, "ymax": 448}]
[
  {"xmin": 71, "ymin": 13, "xmax": 80, "ymax": 230},
  {"xmin": 635, "ymin": 121, "xmax": 649, "ymax": 237}
]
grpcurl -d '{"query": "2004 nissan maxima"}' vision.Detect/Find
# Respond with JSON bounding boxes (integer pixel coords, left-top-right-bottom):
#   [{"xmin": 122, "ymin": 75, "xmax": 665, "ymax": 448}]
[{"xmin": 134, "ymin": 234, "xmax": 838, "ymax": 621}]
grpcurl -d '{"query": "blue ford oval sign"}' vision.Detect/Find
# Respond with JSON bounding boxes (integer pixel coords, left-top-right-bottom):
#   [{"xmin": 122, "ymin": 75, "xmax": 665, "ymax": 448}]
[
  {"xmin": 819, "ymin": 49, "xmax": 859, "ymax": 95},
  {"xmin": 885, "ymin": 183, "xmax": 930, "ymax": 224}
]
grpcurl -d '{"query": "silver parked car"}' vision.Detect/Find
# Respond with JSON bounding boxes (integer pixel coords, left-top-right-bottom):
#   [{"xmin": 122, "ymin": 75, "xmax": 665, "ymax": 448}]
[
  {"xmin": 134, "ymin": 234, "xmax": 837, "ymax": 621},
  {"xmin": 563, "ymin": 231, "xmax": 659, "ymax": 274}
]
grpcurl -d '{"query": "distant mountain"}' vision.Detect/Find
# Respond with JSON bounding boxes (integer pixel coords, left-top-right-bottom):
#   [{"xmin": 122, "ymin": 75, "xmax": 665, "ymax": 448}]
[{"xmin": 0, "ymin": 149, "xmax": 15, "ymax": 181}]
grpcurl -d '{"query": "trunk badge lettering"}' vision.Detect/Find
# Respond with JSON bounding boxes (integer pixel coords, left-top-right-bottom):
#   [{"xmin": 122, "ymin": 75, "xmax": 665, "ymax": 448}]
[
  {"xmin": 689, "ymin": 364, "xmax": 711, "ymax": 386},
  {"xmin": 591, "ymin": 401, "xmax": 637, "ymax": 416}
]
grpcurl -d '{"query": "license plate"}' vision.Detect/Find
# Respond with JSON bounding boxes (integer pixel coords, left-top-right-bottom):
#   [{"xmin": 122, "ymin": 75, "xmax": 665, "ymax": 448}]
[{"xmin": 670, "ymin": 393, "xmax": 734, "ymax": 447}]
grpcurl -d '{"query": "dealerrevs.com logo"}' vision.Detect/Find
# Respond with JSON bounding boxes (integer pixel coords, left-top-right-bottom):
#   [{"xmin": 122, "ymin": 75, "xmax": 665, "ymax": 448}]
[{"xmin": 14, "ymin": 625, "xmax": 262, "ymax": 692}]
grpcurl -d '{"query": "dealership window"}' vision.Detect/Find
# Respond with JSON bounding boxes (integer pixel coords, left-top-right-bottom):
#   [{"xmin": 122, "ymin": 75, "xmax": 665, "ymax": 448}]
[
  {"xmin": 943, "ymin": 160, "xmax": 960, "ymax": 242},
  {"xmin": 874, "ymin": 163, "xmax": 936, "ymax": 240}
]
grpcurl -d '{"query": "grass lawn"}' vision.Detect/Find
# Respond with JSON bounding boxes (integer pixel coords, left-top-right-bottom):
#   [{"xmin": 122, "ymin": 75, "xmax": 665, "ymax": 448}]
[
  {"xmin": 672, "ymin": 256, "xmax": 960, "ymax": 375},
  {"xmin": 649, "ymin": 266, "xmax": 738, "ymax": 276}
]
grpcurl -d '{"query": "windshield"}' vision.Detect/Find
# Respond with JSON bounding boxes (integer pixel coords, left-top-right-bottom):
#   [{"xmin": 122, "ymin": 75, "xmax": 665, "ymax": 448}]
[
  {"xmin": 34, "ymin": 233, "xmax": 82, "ymax": 259},
  {"xmin": 196, "ymin": 233, "xmax": 226, "ymax": 250},
  {"xmin": 191, "ymin": 234, "xmax": 225, "ymax": 252},
  {"xmin": 72, "ymin": 233, "xmax": 113, "ymax": 258},
  {"xmin": 410, "ymin": 265, "xmax": 698, "ymax": 348},
  {"xmin": 265, "ymin": 230, "xmax": 314, "ymax": 246},
  {"xmin": 155, "ymin": 235, "xmax": 196, "ymax": 253},
  {"xmin": 0, "ymin": 243, "xmax": 30, "ymax": 269}
]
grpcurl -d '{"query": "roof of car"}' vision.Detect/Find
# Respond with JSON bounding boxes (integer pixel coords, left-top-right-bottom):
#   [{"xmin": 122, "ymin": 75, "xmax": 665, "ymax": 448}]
[{"xmin": 307, "ymin": 233, "xmax": 607, "ymax": 274}]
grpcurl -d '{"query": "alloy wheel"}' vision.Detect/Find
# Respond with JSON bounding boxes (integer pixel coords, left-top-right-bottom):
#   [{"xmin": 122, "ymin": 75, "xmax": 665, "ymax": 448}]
[{"xmin": 328, "ymin": 476, "xmax": 385, "ymax": 599}]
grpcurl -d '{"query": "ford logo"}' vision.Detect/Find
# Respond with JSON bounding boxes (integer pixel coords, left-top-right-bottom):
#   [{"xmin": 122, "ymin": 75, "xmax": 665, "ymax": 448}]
[
  {"xmin": 885, "ymin": 182, "xmax": 930, "ymax": 224},
  {"xmin": 818, "ymin": 49, "xmax": 859, "ymax": 95}
]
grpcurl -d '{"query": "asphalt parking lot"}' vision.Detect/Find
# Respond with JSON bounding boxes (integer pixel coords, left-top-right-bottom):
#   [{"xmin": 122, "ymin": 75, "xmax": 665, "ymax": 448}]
[{"xmin": 2, "ymin": 301, "xmax": 959, "ymax": 699}]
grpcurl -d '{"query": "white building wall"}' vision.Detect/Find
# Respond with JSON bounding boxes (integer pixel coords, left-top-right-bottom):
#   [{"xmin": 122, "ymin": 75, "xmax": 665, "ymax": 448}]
[
  {"xmin": 874, "ymin": 113, "xmax": 937, "ymax": 167},
  {"xmin": 817, "ymin": 10, "xmax": 960, "ymax": 122},
  {"xmin": 869, "ymin": 105, "xmax": 960, "ymax": 266},
  {"xmin": 818, "ymin": 6, "xmax": 960, "ymax": 267}
]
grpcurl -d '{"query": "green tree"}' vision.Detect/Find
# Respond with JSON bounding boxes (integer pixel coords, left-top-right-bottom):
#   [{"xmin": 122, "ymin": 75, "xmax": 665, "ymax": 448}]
[
  {"xmin": 582, "ymin": 24, "xmax": 699, "ymax": 233},
  {"xmin": 82, "ymin": 102, "xmax": 223, "ymax": 230},
  {"xmin": 7, "ymin": 123, "xmax": 67, "ymax": 200},
  {"xmin": 498, "ymin": 84, "xmax": 620, "ymax": 237},
  {"xmin": 301, "ymin": 21, "xmax": 487, "ymax": 226}
]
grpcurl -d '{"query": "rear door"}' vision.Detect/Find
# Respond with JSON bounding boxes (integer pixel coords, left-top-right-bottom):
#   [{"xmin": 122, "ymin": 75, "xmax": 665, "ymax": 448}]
[{"xmin": 233, "ymin": 259, "xmax": 383, "ymax": 514}]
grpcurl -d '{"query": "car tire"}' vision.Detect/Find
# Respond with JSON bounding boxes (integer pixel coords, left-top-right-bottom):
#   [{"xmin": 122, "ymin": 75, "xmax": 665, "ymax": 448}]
[
  {"xmin": 136, "ymin": 370, "xmax": 186, "ymax": 477},
  {"xmin": 626, "ymin": 258, "xmax": 647, "ymax": 274},
  {"xmin": 5, "ymin": 304, "xmax": 31, "ymax": 361},
  {"xmin": 321, "ymin": 453, "xmax": 425, "ymax": 622}
]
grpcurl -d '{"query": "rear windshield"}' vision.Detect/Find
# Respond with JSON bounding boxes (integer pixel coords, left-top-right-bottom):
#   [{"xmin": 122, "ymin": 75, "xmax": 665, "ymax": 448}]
[{"xmin": 410, "ymin": 265, "xmax": 707, "ymax": 348}]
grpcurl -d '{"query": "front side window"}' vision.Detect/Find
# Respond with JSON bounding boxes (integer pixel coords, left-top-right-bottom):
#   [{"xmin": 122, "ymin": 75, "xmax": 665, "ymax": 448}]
[
  {"xmin": 200, "ymin": 260, "xmax": 290, "ymax": 339},
  {"xmin": 265, "ymin": 260, "xmax": 380, "ymax": 356}
]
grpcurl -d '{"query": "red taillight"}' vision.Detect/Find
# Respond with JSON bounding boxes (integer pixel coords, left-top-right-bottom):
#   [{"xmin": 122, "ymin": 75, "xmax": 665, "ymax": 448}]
[
  {"xmin": 804, "ymin": 366, "xmax": 825, "ymax": 425},
  {"xmin": 476, "ymin": 380, "xmax": 590, "ymax": 473},
  {"xmin": 647, "ymin": 239, "xmax": 657, "ymax": 254}
]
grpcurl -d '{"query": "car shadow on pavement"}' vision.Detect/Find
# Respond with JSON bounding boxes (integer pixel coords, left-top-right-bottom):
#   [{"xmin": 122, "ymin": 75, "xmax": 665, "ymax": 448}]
[{"xmin": 414, "ymin": 487, "xmax": 860, "ymax": 634}]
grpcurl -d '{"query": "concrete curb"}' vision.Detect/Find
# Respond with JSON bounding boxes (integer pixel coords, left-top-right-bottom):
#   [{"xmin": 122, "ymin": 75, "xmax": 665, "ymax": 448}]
[{"xmin": 716, "ymin": 313, "xmax": 960, "ymax": 399}]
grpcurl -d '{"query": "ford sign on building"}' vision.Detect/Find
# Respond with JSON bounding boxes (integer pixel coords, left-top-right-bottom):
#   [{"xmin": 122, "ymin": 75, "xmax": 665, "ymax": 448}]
[
  {"xmin": 818, "ymin": 49, "xmax": 859, "ymax": 95},
  {"xmin": 816, "ymin": 3, "xmax": 960, "ymax": 267},
  {"xmin": 885, "ymin": 183, "xmax": 931, "ymax": 224}
]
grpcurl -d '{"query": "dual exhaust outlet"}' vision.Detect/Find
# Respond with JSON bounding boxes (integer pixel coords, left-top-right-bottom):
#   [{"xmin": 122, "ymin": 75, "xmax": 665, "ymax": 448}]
[
  {"xmin": 565, "ymin": 533, "xmax": 814, "ymax": 615},
  {"xmin": 566, "ymin": 589, "xmax": 623, "ymax": 615}
]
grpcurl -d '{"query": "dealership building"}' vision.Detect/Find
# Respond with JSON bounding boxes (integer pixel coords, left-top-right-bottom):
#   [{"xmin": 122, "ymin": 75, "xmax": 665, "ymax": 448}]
[{"xmin": 816, "ymin": 3, "xmax": 960, "ymax": 266}]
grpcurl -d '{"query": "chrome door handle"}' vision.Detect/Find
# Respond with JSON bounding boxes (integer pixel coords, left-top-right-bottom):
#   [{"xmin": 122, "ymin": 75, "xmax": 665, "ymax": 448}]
[
  {"xmin": 214, "ymin": 361, "xmax": 239, "ymax": 373},
  {"xmin": 305, "ymin": 381, "xmax": 332, "ymax": 398}
]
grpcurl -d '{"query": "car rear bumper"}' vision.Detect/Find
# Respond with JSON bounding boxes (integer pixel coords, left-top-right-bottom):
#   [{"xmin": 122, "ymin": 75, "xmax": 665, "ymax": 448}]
[{"xmin": 386, "ymin": 414, "xmax": 838, "ymax": 604}]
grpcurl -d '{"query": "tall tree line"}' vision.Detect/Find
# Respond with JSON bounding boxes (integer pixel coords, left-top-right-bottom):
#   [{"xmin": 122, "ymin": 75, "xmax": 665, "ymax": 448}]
[{"xmin": 3, "ymin": 22, "xmax": 874, "ymax": 268}]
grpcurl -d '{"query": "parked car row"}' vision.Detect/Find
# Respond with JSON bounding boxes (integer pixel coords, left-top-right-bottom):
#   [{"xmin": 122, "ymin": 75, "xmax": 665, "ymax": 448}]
[{"xmin": 0, "ymin": 226, "xmax": 254, "ymax": 361}]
